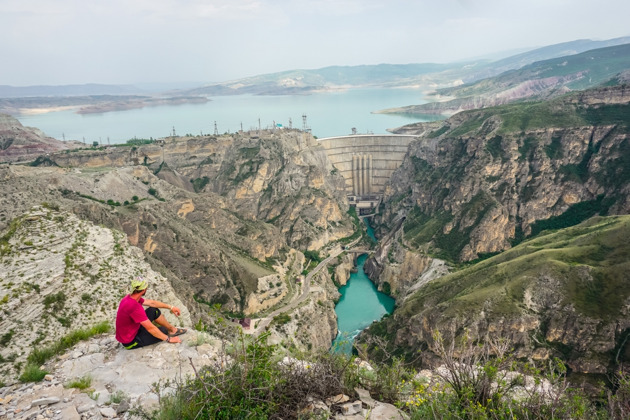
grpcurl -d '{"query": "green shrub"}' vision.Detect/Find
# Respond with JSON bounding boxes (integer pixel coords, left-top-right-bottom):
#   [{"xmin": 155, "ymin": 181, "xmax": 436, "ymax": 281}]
[
  {"xmin": 140, "ymin": 333, "xmax": 347, "ymax": 420},
  {"xmin": 303, "ymin": 249, "xmax": 322, "ymax": 263},
  {"xmin": 191, "ymin": 177, "xmax": 210, "ymax": 193},
  {"xmin": 136, "ymin": 328, "xmax": 630, "ymax": 420},
  {"xmin": 43, "ymin": 291, "xmax": 66, "ymax": 311},
  {"xmin": 19, "ymin": 364, "xmax": 48, "ymax": 383},
  {"xmin": 0, "ymin": 329, "xmax": 14, "ymax": 346},
  {"xmin": 272, "ymin": 313, "xmax": 291, "ymax": 325},
  {"xmin": 65, "ymin": 375, "xmax": 92, "ymax": 390},
  {"xmin": 108, "ymin": 390, "xmax": 127, "ymax": 404}
]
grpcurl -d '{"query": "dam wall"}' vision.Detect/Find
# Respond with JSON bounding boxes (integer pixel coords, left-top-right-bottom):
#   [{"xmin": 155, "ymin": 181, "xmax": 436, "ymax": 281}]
[{"xmin": 317, "ymin": 135, "xmax": 416, "ymax": 196}]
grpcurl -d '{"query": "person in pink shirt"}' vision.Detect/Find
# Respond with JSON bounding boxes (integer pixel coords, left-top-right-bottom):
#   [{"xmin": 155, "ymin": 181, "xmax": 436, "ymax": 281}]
[{"xmin": 115, "ymin": 277, "xmax": 187, "ymax": 349}]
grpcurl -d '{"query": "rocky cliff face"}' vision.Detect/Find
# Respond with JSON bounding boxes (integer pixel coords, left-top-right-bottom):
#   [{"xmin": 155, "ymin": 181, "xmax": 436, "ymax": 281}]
[
  {"xmin": 0, "ymin": 114, "xmax": 82, "ymax": 162},
  {"xmin": 334, "ymin": 253, "xmax": 355, "ymax": 287},
  {"xmin": 381, "ymin": 85, "xmax": 630, "ymax": 262},
  {"xmin": 364, "ymin": 226, "xmax": 448, "ymax": 299},
  {"xmin": 46, "ymin": 130, "xmax": 353, "ymax": 251},
  {"xmin": 0, "ymin": 164, "xmax": 284, "ymax": 318},
  {"xmin": 266, "ymin": 266, "xmax": 341, "ymax": 352}
]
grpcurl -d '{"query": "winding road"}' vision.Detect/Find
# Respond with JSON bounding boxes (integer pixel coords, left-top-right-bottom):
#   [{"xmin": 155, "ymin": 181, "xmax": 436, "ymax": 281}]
[{"xmin": 250, "ymin": 237, "xmax": 362, "ymax": 334}]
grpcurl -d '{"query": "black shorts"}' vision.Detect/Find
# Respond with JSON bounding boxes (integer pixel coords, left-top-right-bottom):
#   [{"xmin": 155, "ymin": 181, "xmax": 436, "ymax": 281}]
[{"xmin": 122, "ymin": 307, "xmax": 168, "ymax": 350}]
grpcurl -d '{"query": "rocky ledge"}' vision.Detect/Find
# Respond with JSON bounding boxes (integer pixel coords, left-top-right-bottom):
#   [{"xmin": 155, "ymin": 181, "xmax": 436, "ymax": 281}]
[
  {"xmin": 0, "ymin": 331, "xmax": 219, "ymax": 420},
  {"xmin": 0, "ymin": 331, "xmax": 406, "ymax": 420}
]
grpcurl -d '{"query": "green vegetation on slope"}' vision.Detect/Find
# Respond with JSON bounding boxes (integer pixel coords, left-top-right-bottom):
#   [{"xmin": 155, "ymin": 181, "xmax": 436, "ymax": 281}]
[
  {"xmin": 401, "ymin": 215, "xmax": 630, "ymax": 321},
  {"xmin": 20, "ymin": 321, "xmax": 111, "ymax": 382},
  {"xmin": 427, "ymin": 88, "xmax": 630, "ymax": 139},
  {"xmin": 144, "ymin": 330, "xmax": 630, "ymax": 420},
  {"xmin": 404, "ymin": 192, "xmax": 497, "ymax": 261}
]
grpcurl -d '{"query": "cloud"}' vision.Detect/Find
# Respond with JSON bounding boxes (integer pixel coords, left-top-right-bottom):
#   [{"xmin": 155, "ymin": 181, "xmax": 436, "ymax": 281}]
[{"xmin": 1, "ymin": 0, "xmax": 629, "ymax": 85}]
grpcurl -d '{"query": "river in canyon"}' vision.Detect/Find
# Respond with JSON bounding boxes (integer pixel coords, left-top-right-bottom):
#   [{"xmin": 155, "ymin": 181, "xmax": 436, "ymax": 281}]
[{"xmin": 331, "ymin": 251, "xmax": 394, "ymax": 354}]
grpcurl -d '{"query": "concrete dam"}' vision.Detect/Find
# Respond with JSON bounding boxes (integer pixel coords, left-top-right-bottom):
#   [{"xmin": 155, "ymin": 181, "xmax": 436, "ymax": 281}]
[{"xmin": 317, "ymin": 134, "xmax": 416, "ymax": 197}]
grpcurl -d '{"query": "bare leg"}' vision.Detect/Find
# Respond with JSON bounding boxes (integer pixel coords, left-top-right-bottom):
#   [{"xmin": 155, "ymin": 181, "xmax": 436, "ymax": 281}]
[{"xmin": 154, "ymin": 314, "xmax": 178, "ymax": 335}]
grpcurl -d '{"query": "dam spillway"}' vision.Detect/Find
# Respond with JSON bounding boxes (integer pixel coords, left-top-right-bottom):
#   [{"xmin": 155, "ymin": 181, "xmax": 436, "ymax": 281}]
[{"xmin": 317, "ymin": 134, "xmax": 417, "ymax": 197}]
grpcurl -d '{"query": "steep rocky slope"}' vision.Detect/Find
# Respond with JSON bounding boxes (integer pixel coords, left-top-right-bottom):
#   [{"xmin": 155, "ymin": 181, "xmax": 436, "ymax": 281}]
[
  {"xmin": 361, "ymin": 215, "xmax": 630, "ymax": 376},
  {"xmin": 0, "ymin": 114, "xmax": 82, "ymax": 162},
  {"xmin": 378, "ymin": 85, "xmax": 630, "ymax": 262},
  {"xmin": 265, "ymin": 267, "xmax": 341, "ymax": 353},
  {"xmin": 0, "ymin": 206, "xmax": 190, "ymax": 384}
]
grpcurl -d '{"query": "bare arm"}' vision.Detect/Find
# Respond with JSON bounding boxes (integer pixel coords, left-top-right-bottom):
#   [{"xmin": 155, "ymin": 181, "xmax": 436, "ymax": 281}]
[{"xmin": 142, "ymin": 299, "xmax": 181, "ymax": 316}]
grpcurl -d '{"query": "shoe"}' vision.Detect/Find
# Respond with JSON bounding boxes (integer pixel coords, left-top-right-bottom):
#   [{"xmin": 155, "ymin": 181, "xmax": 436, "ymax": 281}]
[{"xmin": 169, "ymin": 328, "xmax": 187, "ymax": 337}]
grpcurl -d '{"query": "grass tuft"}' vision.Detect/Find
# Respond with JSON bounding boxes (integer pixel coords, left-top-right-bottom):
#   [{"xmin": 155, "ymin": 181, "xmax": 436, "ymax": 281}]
[{"xmin": 23, "ymin": 321, "xmax": 111, "ymax": 381}]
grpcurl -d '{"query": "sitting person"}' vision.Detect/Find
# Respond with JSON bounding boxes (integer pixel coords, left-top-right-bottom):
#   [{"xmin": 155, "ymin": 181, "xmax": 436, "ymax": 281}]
[{"xmin": 115, "ymin": 277, "xmax": 187, "ymax": 349}]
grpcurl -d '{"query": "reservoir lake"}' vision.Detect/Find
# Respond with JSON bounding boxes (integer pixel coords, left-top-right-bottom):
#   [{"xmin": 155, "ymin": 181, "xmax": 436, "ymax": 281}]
[{"xmin": 18, "ymin": 88, "xmax": 442, "ymax": 143}]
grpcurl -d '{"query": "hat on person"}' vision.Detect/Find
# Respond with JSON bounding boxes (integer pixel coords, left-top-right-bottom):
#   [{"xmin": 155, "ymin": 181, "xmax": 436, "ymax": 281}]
[{"xmin": 131, "ymin": 276, "xmax": 148, "ymax": 293}]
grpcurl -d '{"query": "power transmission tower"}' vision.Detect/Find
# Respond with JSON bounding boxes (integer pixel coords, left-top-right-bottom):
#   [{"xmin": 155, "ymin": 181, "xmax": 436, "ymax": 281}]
[
  {"xmin": 302, "ymin": 114, "xmax": 308, "ymax": 131},
  {"xmin": 289, "ymin": 118, "xmax": 292, "ymax": 129},
  {"xmin": 214, "ymin": 121, "xmax": 218, "ymax": 135}
]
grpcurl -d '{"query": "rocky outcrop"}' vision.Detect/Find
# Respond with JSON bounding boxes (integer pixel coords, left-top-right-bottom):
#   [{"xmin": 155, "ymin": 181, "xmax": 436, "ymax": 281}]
[
  {"xmin": 0, "ymin": 164, "xmax": 286, "ymax": 318},
  {"xmin": 364, "ymin": 227, "xmax": 448, "ymax": 299},
  {"xmin": 334, "ymin": 253, "xmax": 354, "ymax": 287},
  {"xmin": 0, "ymin": 330, "xmax": 223, "ymax": 419},
  {"xmin": 0, "ymin": 114, "xmax": 82, "ymax": 162},
  {"xmin": 43, "ymin": 130, "xmax": 354, "ymax": 252},
  {"xmin": 380, "ymin": 85, "xmax": 630, "ymax": 262},
  {"xmin": 0, "ymin": 331, "xmax": 406, "ymax": 420}
]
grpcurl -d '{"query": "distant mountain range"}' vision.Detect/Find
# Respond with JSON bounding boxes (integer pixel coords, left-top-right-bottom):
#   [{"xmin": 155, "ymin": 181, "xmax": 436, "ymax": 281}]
[
  {"xmin": 183, "ymin": 36, "xmax": 630, "ymax": 96},
  {"xmin": 2, "ymin": 36, "xmax": 630, "ymax": 117},
  {"xmin": 0, "ymin": 83, "xmax": 144, "ymax": 98}
]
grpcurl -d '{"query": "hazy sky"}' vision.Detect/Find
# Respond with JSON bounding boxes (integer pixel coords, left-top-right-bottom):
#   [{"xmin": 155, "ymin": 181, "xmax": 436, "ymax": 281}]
[{"xmin": 2, "ymin": 0, "xmax": 629, "ymax": 86}]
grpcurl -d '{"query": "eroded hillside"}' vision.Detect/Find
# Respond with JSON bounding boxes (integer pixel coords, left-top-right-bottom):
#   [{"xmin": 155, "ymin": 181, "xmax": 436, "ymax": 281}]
[{"xmin": 0, "ymin": 114, "xmax": 83, "ymax": 162}]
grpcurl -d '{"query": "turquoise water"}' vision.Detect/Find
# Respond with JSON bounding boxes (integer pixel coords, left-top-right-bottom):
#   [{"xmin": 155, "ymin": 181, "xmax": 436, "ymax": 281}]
[
  {"xmin": 17, "ymin": 88, "xmax": 442, "ymax": 143},
  {"xmin": 331, "ymin": 254, "xmax": 395, "ymax": 354},
  {"xmin": 364, "ymin": 218, "xmax": 377, "ymax": 242}
]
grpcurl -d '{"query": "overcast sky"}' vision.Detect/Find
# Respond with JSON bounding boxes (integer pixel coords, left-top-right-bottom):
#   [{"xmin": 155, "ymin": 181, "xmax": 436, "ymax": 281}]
[{"xmin": 2, "ymin": 0, "xmax": 629, "ymax": 86}]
